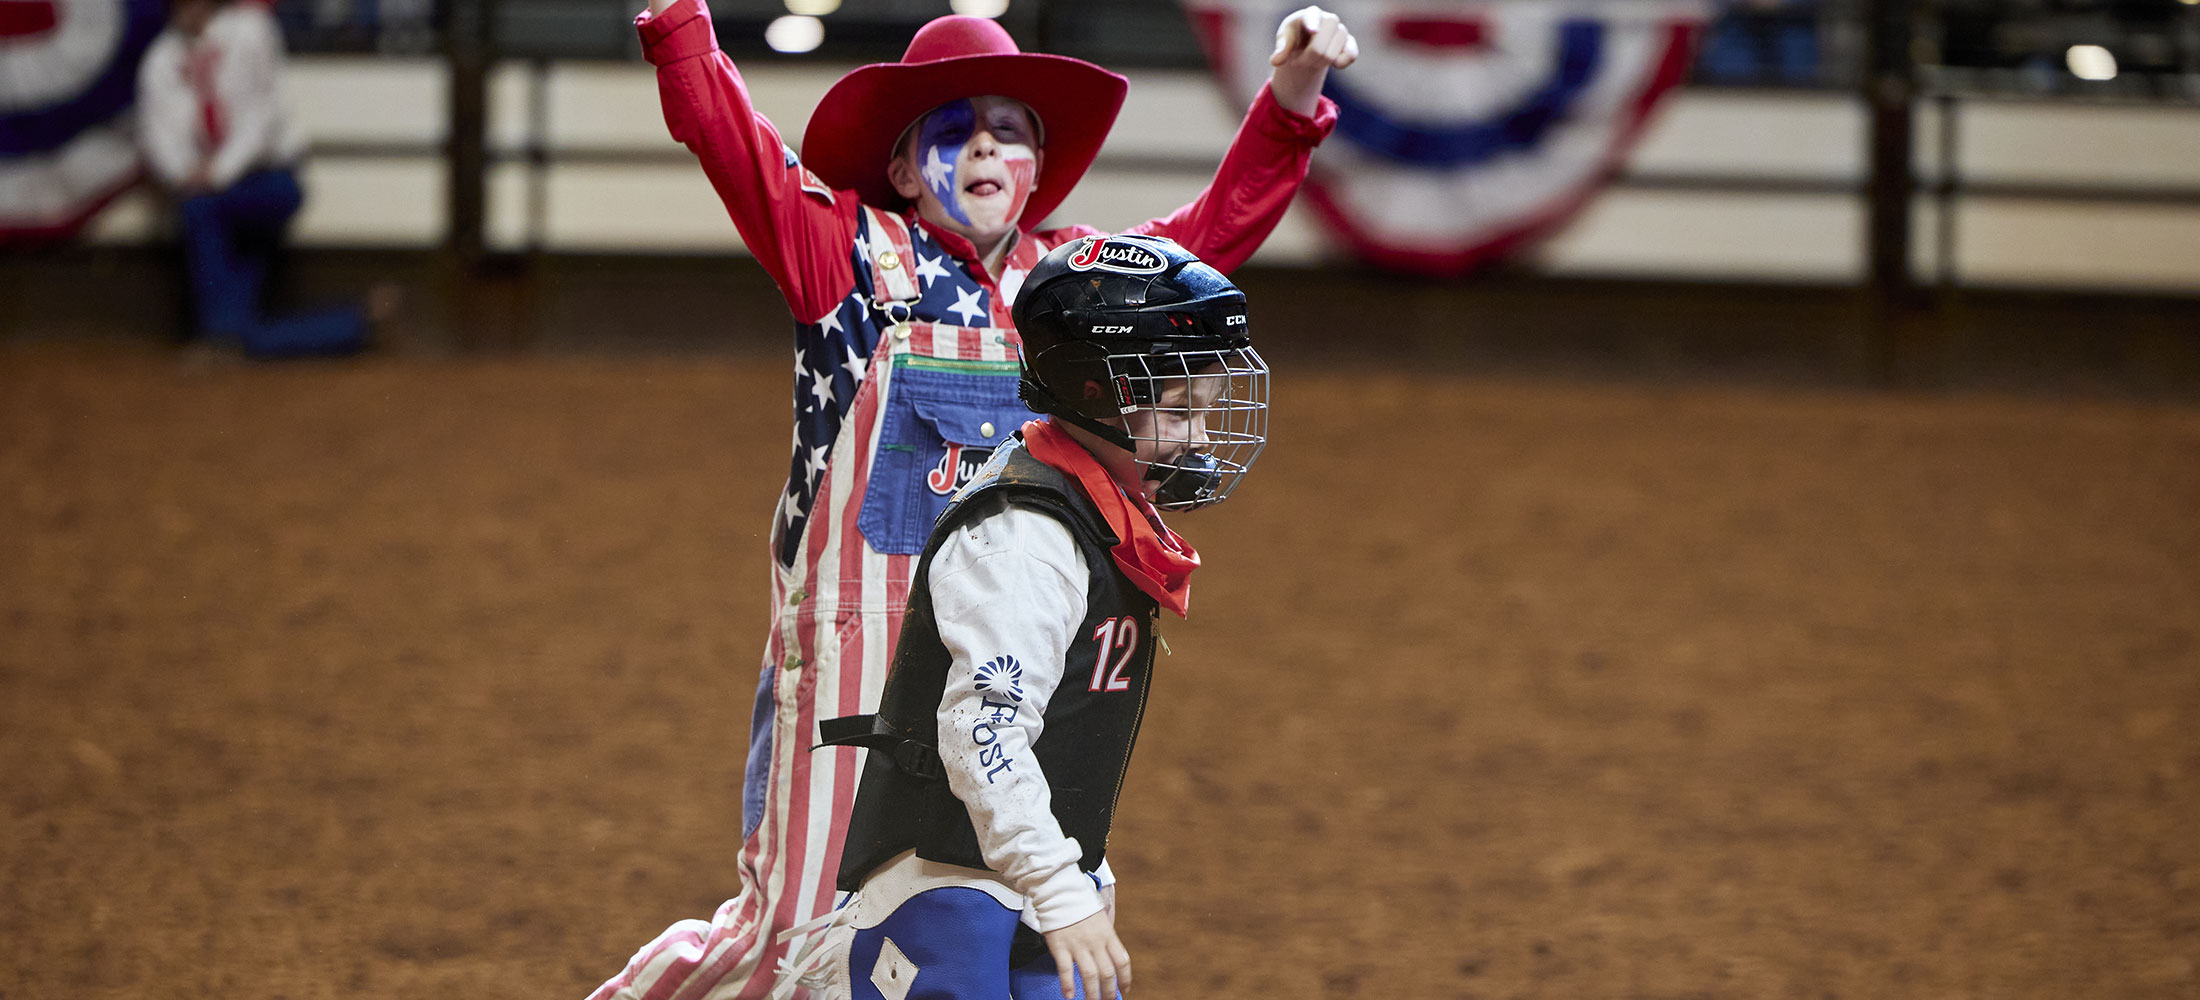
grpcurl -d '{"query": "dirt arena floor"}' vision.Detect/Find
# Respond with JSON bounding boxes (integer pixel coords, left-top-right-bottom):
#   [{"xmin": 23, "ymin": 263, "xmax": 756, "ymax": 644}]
[{"xmin": 4, "ymin": 337, "xmax": 2197, "ymax": 1000}]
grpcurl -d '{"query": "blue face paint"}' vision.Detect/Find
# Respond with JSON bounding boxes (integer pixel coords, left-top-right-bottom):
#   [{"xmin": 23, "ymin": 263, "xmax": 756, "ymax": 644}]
[{"xmin": 915, "ymin": 98, "xmax": 977, "ymax": 226}]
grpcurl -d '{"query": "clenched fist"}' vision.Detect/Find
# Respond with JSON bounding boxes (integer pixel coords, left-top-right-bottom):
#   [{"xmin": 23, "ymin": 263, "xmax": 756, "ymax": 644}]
[{"xmin": 1268, "ymin": 6, "xmax": 1359, "ymax": 117}]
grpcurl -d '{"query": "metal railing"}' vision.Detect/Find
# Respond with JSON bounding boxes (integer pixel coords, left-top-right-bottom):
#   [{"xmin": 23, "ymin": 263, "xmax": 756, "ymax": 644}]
[{"xmin": 259, "ymin": 0, "xmax": 2200, "ymax": 303}]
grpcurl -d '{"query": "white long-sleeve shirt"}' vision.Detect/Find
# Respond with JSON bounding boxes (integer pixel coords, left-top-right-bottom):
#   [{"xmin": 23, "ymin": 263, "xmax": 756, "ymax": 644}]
[
  {"xmin": 135, "ymin": 3, "xmax": 306, "ymax": 190},
  {"xmin": 916, "ymin": 493, "xmax": 1113, "ymax": 932}
]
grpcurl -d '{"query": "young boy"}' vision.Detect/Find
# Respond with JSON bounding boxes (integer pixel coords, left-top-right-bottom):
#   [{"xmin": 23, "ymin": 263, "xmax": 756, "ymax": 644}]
[
  {"xmin": 795, "ymin": 234, "xmax": 1268, "ymax": 1000},
  {"xmin": 591, "ymin": 7, "xmax": 1348, "ymax": 1000}
]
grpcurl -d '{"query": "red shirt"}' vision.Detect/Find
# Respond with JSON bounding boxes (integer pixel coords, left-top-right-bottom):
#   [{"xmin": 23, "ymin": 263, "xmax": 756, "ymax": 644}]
[
  {"xmin": 636, "ymin": 0, "xmax": 1337, "ymax": 324},
  {"xmin": 637, "ymin": 0, "xmax": 1335, "ymax": 566}
]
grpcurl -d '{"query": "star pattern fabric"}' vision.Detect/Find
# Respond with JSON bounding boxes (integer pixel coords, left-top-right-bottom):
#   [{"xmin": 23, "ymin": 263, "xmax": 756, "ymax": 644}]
[
  {"xmin": 777, "ymin": 215, "xmax": 1009, "ymax": 566},
  {"xmin": 913, "ymin": 246, "xmax": 991, "ymax": 329},
  {"xmin": 947, "ymin": 286, "xmax": 988, "ymax": 326},
  {"xmin": 784, "ymin": 283, "xmax": 873, "ymax": 565},
  {"xmin": 913, "ymin": 251, "xmax": 952, "ymax": 289}
]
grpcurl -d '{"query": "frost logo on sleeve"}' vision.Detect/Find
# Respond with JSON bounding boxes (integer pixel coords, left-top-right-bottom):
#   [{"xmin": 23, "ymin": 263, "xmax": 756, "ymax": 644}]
[
  {"xmin": 1182, "ymin": 0, "xmax": 1705, "ymax": 277},
  {"xmin": 970, "ymin": 654, "xmax": 1023, "ymax": 783},
  {"xmin": 973, "ymin": 654, "xmax": 1024, "ymax": 702}
]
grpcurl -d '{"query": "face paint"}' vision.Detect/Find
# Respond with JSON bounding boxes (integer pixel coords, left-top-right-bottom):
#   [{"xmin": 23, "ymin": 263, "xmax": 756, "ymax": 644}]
[
  {"xmin": 913, "ymin": 97, "xmax": 1040, "ymax": 233},
  {"xmin": 916, "ymin": 99, "xmax": 978, "ymax": 226},
  {"xmin": 994, "ymin": 141, "xmax": 1037, "ymax": 225},
  {"xmin": 974, "ymin": 96, "xmax": 1039, "ymax": 228}
]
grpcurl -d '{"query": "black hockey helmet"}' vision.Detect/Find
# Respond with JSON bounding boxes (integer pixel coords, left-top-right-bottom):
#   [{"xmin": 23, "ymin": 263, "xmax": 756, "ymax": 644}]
[{"xmin": 1011, "ymin": 234, "xmax": 1268, "ymax": 510}]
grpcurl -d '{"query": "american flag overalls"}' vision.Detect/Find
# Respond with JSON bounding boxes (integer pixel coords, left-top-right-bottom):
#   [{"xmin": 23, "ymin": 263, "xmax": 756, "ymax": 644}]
[{"xmin": 594, "ymin": 206, "xmax": 1059, "ymax": 1000}]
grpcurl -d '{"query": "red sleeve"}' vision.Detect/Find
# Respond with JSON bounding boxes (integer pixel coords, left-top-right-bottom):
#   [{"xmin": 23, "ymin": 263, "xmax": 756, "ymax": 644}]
[
  {"xmin": 639, "ymin": 0, "xmax": 859, "ymax": 323},
  {"xmin": 1037, "ymin": 83, "xmax": 1336, "ymax": 274}
]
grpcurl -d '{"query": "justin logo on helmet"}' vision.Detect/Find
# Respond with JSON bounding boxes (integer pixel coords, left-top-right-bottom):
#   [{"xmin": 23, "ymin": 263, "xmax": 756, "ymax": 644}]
[{"xmin": 1066, "ymin": 236, "xmax": 1168, "ymax": 275}]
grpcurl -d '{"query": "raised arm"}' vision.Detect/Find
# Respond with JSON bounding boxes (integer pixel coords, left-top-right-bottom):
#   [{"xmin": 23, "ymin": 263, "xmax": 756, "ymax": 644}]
[
  {"xmin": 637, "ymin": 0, "xmax": 859, "ymax": 322},
  {"xmin": 1124, "ymin": 83, "xmax": 1335, "ymax": 273},
  {"xmin": 1042, "ymin": 7, "xmax": 1352, "ymax": 274}
]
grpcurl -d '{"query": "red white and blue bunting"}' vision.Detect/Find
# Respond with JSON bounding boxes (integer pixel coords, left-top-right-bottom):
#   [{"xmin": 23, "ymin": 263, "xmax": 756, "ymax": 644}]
[
  {"xmin": 1, "ymin": 0, "xmax": 164, "ymax": 245},
  {"xmin": 1185, "ymin": 0, "xmax": 1706, "ymax": 277}
]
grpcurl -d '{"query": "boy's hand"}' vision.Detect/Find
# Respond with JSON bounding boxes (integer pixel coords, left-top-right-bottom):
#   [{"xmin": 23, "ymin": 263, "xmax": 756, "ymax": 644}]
[
  {"xmin": 1043, "ymin": 909, "xmax": 1131, "ymax": 1000},
  {"xmin": 1268, "ymin": 6, "xmax": 1358, "ymax": 117}
]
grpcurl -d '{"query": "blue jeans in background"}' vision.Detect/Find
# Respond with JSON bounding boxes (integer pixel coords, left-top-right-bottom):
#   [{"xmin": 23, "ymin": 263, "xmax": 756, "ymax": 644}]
[{"xmin": 180, "ymin": 168, "xmax": 368, "ymax": 357}]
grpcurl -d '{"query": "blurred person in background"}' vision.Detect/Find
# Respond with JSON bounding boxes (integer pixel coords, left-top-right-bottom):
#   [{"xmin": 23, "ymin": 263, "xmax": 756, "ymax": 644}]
[{"xmin": 136, "ymin": 0, "xmax": 386, "ymax": 358}]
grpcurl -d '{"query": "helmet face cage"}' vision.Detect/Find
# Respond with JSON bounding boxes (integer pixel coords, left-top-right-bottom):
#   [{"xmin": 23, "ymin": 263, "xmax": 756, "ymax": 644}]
[{"xmin": 1103, "ymin": 345, "xmax": 1269, "ymax": 511}]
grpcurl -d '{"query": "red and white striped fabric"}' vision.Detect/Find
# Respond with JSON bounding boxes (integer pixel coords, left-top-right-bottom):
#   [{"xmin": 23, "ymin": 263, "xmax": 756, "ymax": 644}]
[{"xmin": 589, "ymin": 208, "xmax": 1031, "ymax": 1000}]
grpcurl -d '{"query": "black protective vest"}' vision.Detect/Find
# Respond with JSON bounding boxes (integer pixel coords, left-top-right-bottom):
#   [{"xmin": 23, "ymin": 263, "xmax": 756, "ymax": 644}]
[{"xmin": 826, "ymin": 444, "xmax": 1160, "ymax": 892}]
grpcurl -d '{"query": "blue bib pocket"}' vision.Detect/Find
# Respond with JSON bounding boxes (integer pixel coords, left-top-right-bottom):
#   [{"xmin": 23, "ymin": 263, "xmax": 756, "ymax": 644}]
[{"xmin": 858, "ymin": 361, "xmax": 1031, "ymax": 555}]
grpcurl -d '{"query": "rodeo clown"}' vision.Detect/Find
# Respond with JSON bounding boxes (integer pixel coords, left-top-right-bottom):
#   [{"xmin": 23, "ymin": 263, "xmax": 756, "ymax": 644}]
[
  {"xmin": 587, "ymin": 4, "xmax": 1354, "ymax": 1000},
  {"xmin": 793, "ymin": 234, "xmax": 1271, "ymax": 1000}
]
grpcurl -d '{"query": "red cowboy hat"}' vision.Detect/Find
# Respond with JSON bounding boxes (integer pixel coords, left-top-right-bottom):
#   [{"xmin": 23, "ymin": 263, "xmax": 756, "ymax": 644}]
[{"xmin": 801, "ymin": 15, "xmax": 1127, "ymax": 230}]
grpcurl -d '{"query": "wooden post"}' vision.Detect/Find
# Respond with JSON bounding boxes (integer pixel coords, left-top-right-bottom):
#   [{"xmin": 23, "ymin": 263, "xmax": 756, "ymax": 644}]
[
  {"xmin": 1863, "ymin": 0, "xmax": 1919, "ymax": 384},
  {"xmin": 445, "ymin": 0, "xmax": 491, "ymax": 269}
]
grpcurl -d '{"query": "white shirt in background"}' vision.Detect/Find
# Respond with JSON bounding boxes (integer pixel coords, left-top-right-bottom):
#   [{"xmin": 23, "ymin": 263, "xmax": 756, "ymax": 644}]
[{"xmin": 135, "ymin": 3, "xmax": 307, "ymax": 191}]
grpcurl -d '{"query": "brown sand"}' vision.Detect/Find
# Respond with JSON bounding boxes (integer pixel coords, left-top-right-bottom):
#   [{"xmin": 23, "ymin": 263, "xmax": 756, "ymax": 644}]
[{"xmin": 4, "ymin": 341, "xmax": 2197, "ymax": 999}]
